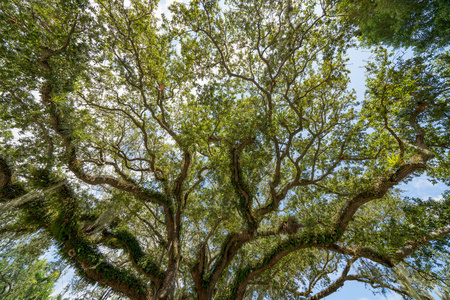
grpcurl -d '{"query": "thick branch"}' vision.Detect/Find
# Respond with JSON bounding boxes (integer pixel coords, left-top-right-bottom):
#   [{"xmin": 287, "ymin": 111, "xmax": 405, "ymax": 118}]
[
  {"xmin": 36, "ymin": 27, "xmax": 177, "ymax": 299},
  {"xmin": 394, "ymin": 225, "xmax": 450, "ymax": 261},
  {"xmin": 336, "ymin": 156, "xmax": 432, "ymax": 233},
  {"xmin": 203, "ymin": 230, "xmax": 255, "ymax": 298},
  {"xmin": 324, "ymin": 224, "xmax": 450, "ymax": 268},
  {"xmin": 174, "ymin": 151, "xmax": 191, "ymax": 202},
  {"xmin": 28, "ymin": 180, "xmax": 152, "ymax": 300},
  {"xmin": 0, "ymin": 181, "xmax": 65, "ymax": 216},
  {"xmin": 230, "ymin": 138, "xmax": 257, "ymax": 228},
  {"xmin": 102, "ymin": 230, "xmax": 165, "ymax": 287},
  {"xmin": 322, "ymin": 244, "xmax": 394, "ymax": 268},
  {"xmin": 231, "ymin": 231, "xmax": 337, "ymax": 299},
  {"xmin": 191, "ymin": 216, "xmax": 226, "ymax": 299},
  {"xmin": 0, "ymin": 157, "xmax": 11, "ymax": 190}
]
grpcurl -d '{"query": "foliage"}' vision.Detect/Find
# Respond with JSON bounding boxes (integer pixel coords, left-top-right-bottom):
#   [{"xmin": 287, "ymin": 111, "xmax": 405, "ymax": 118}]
[
  {"xmin": 0, "ymin": 235, "xmax": 60, "ymax": 299},
  {"xmin": 335, "ymin": 0, "xmax": 450, "ymax": 51},
  {"xmin": 0, "ymin": 0, "xmax": 449, "ymax": 299}
]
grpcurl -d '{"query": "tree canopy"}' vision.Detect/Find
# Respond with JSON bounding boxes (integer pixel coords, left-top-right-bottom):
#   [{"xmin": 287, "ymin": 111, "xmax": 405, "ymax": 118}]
[
  {"xmin": 0, "ymin": 0, "xmax": 449, "ymax": 299},
  {"xmin": 336, "ymin": 0, "xmax": 450, "ymax": 51},
  {"xmin": 0, "ymin": 235, "xmax": 61, "ymax": 299}
]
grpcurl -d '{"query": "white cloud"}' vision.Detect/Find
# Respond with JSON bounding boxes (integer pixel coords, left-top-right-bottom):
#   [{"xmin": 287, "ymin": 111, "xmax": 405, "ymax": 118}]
[
  {"xmin": 410, "ymin": 178, "xmax": 434, "ymax": 189},
  {"xmin": 432, "ymin": 195, "xmax": 444, "ymax": 202},
  {"xmin": 398, "ymin": 175, "xmax": 448, "ymax": 200},
  {"xmin": 380, "ymin": 293, "xmax": 402, "ymax": 300},
  {"xmin": 155, "ymin": 0, "xmax": 178, "ymax": 19}
]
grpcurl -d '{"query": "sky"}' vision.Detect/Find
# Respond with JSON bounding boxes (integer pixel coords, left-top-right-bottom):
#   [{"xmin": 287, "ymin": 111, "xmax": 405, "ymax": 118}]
[
  {"xmin": 48, "ymin": 1, "xmax": 450, "ymax": 299},
  {"xmin": 325, "ymin": 282, "xmax": 403, "ymax": 300}
]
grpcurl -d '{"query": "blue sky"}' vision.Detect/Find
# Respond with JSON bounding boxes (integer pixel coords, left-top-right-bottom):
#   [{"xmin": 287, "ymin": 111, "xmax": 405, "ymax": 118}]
[{"xmin": 325, "ymin": 282, "xmax": 403, "ymax": 300}]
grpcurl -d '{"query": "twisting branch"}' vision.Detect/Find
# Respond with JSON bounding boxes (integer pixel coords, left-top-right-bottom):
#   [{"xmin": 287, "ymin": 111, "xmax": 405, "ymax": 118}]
[
  {"xmin": 38, "ymin": 14, "xmax": 78, "ymax": 71},
  {"xmin": 38, "ymin": 43, "xmax": 170, "ymax": 209},
  {"xmin": 183, "ymin": 166, "xmax": 208, "ymax": 207},
  {"xmin": 380, "ymin": 86, "xmax": 405, "ymax": 160},
  {"xmin": 192, "ymin": 229, "xmax": 256, "ymax": 299},
  {"xmin": 0, "ymin": 271, "xmax": 12, "ymax": 297},
  {"xmin": 20, "ymin": 174, "xmax": 152, "ymax": 300},
  {"xmin": 102, "ymin": 230, "xmax": 165, "ymax": 287},
  {"xmin": 135, "ymin": 213, "xmax": 167, "ymax": 247},
  {"xmin": 306, "ymin": 257, "xmax": 357, "ymax": 300},
  {"xmin": 34, "ymin": 17, "xmax": 179, "ymax": 299},
  {"xmin": 230, "ymin": 138, "xmax": 257, "ymax": 228},
  {"xmin": 323, "ymin": 223, "xmax": 450, "ymax": 268},
  {"xmin": 393, "ymin": 225, "xmax": 450, "ymax": 261},
  {"xmin": 335, "ymin": 101, "xmax": 435, "ymax": 234},
  {"xmin": 335, "ymin": 158, "xmax": 432, "ymax": 234},
  {"xmin": 256, "ymin": 132, "xmax": 319, "ymax": 216},
  {"xmin": 78, "ymin": 93, "xmax": 162, "ymax": 178},
  {"xmin": 190, "ymin": 216, "xmax": 226, "ymax": 299},
  {"xmin": 174, "ymin": 151, "xmax": 191, "ymax": 202},
  {"xmin": 230, "ymin": 230, "xmax": 338, "ymax": 299},
  {"xmin": 322, "ymin": 244, "xmax": 394, "ymax": 268}
]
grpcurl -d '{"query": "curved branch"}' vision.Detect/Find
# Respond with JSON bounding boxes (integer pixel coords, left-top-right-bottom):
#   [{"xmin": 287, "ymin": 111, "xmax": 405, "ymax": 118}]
[
  {"xmin": 394, "ymin": 225, "xmax": 450, "ymax": 261},
  {"xmin": 38, "ymin": 46, "xmax": 170, "ymax": 209},
  {"xmin": 231, "ymin": 231, "xmax": 338, "ymax": 299},
  {"xmin": 200, "ymin": 230, "xmax": 255, "ymax": 298},
  {"xmin": 102, "ymin": 229, "xmax": 165, "ymax": 287},
  {"xmin": 174, "ymin": 151, "xmax": 191, "ymax": 202},
  {"xmin": 306, "ymin": 258, "xmax": 357, "ymax": 300},
  {"xmin": 230, "ymin": 138, "xmax": 257, "ymax": 228},
  {"xmin": 27, "ymin": 180, "xmax": 152, "ymax": 300},
  {"xmin": 322, "ymin": 244, "xmax": 394, "ymax": 268},
  {"xmin": 0, "ymin": 272, "xmax": 12, "ymax": 297},
  {"xmin": 336, "ymin": 155, "xmax": 433, "ymax": 233},
  {"xmin": 324, "ymin": 224, "xmax": 450, "ymax": 268},
  {"xmin": 0, "ymin": 181, "xmax": 65, "ymax": 216}
]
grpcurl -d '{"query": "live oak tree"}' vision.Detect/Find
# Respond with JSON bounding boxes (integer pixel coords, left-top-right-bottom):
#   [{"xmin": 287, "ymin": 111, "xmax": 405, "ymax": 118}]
[
  {"xmin": 0, "ymin": 0, "xmax": 449, "ymax": 299},
  {"xmin": 335, "ymin": 0, "xmax": 450, "ymax": 51},
  {"xmin": 0, "ymin": 234, "xmax": 61, "ymax": 300}
]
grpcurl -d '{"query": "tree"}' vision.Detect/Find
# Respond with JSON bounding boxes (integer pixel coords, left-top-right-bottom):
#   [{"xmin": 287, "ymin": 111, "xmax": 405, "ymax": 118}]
[
  {"xmin": 0, "ymin": 234, "xmax": 61, "ymax": 299},
  {"xmin": 335, "ymin": 0, "xmax": 450, "ymax": 51},
  {"xmin": 0, "ymin": 0, "xmax": 449, "ymax": 299}
]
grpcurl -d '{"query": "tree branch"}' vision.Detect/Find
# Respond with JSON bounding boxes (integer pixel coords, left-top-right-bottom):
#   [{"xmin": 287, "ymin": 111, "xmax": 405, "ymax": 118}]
[
  {"xmin": 230, "ymin": 138, "xmax": 257, "ymax": 228},
  {"xmin": 0, "ymin": 157, "xmax": 12, "ymax": 190},
  {"xmin": 102, "ymin": 229, "xmax": 165, "ymax": 287},
  {"xmin": 394, "ymin": 225, "xmax": 450, "ymax": 261},
  {"xmin": 306, "ymin": 258, "xmax": 357, "ymax": 300}
]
